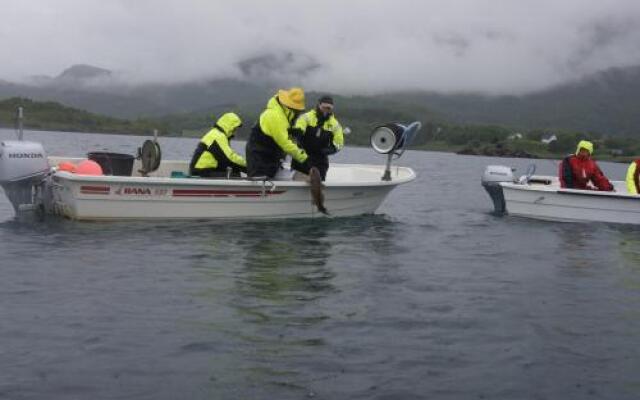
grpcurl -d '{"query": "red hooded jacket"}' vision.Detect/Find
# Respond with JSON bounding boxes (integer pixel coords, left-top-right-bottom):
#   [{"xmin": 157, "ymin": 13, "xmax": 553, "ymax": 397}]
[{"xmin": 559, "ymin": 155, "xmax": 613, "ymax": 191}]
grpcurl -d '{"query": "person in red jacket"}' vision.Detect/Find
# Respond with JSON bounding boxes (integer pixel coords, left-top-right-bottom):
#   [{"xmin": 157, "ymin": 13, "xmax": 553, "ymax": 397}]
[{"xmin": 558, "ymin": 140, "xmax": 614, "ymax": 191}]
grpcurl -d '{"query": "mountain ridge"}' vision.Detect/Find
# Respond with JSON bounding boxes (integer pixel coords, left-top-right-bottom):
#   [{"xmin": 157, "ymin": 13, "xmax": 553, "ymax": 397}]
[{"xmin": 2, "ymin": 63, "xmax": 640, "ymax": 136}]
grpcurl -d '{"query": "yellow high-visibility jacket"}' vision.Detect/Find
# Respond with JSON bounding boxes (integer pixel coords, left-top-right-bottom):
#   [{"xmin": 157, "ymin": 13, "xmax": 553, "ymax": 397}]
[
  {"xmin": 294, "ymin": 109, "xmax": 344, "ymax": 154},
  {"xmin": 626, "ymin": 160, "xmax": 640, "ymax": 194},
  {"xmin": 190, "ymin": 112, "xmax": 246, "ymax": 172}
]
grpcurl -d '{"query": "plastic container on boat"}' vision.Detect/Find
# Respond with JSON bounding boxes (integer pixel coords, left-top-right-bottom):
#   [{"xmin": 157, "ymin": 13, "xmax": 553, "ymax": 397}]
[{"xmin": 87, "ymin": 152, "xmax": 134, "ymax": 176}]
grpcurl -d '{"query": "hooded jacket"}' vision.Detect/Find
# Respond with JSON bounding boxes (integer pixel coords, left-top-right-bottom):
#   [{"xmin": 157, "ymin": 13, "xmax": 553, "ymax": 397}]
[
  {"xmin": 189, "ymin": 112, "xmax": 246, "ymax": 174},
  {"xmin": 559, "ymin": 155, "xmax": 613, "ymax": 191},
  {"xmin": 246, "ymin": 96, "xmax": 308, "ymax": 177}
]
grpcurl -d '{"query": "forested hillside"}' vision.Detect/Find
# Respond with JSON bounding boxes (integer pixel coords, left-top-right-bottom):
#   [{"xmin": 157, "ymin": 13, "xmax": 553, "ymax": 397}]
[
  {"xmin": 2, "ymin": 64, "xmax": 640, "ymax": 137},
  {"xmin": 0, "ymin": 97, "xmax": 167, "ymax": 135},
  {"xmin": 386, "ymin": 65, "xmax": 640, "ymax": 136},
  {"xmin": 3, "ymin": 96, "xmax": 640, "ymax": 161}
]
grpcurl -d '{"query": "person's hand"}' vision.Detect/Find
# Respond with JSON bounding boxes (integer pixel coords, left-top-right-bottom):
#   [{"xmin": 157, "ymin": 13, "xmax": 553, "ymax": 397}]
[
  {"xmin": 321, "ymin": 144, "xmax": 338, "ymax": 156},
  {"xmin": 294, "ymin": 158, "xmax": 311, "ymax": 174}
]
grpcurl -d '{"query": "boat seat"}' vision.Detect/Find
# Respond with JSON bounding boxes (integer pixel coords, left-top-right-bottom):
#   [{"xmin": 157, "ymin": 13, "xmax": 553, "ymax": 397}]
[{"xmin": 528, "ymin": 178, "xmax": 552, "ymax": 185}]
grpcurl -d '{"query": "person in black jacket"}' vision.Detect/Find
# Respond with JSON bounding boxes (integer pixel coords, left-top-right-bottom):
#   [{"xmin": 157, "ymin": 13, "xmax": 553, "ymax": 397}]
[{"xmin": 290, "ymin": 96, "xmax": 344, "ymax": 180}]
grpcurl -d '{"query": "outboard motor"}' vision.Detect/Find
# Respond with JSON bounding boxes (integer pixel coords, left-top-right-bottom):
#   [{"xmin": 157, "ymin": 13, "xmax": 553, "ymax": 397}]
[
  {"xmin": 0, "ymin": 140, "xmax": 49, "ymax": 212},
  {"xmin": 481, "ymin": 165, "xmax": 514, "ymax": 214}
]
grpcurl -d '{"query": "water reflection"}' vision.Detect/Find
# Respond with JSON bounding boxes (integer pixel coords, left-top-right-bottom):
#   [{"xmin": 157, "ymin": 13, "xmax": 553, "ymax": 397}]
[
  {"xmin": 228, "ymin": 220, "xmax": 341, "ymax": 342},
  {"xmin": 237, "ymin": 223, "xmax": 335, "ymax": 303},
  {"xmin": 184, "ymin": 216, "xmax": 398, "ymax": 394},
  {"xmin": 551, "ymin": 224, "xmax": 604, "ymax": 272},
  {"xmin": 615, "ymin": 226, "xmax": 640, "ymax": 290}
]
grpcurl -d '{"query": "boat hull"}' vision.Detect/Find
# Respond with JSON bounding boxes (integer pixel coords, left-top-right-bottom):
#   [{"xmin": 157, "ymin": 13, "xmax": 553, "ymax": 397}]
[
  {"xmin": 501, "ymin": 179, "xmax": 640, "ymax": 224},
  {"xmin": 44, "ymin": 163, "xmax": 415, "ymax": 221}
]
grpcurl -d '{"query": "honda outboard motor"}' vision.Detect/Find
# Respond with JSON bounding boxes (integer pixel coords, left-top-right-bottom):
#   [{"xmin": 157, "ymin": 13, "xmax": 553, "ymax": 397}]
[
  {"xmin": 481, "ymin": 165, "xmax": 514, "ymax": 214},
  {"xmin": 0, "ymin": 140, "xmax": 49, "ymax": 212}
]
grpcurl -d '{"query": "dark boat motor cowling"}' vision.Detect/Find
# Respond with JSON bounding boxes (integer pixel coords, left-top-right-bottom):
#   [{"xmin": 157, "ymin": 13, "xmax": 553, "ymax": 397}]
[
  {"xmin": 0, "ymin": 140, "xmax": 49, "ymax": 212},
  {"xmin": 481, "ymin": 165, "xmax": 514, "ymax": 214}
]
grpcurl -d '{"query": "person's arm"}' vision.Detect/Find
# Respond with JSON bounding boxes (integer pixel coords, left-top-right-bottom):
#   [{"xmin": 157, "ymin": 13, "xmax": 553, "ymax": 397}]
[
  {"xmin": 209, "ymin": 136, "xmax": 247, "ymax": 172},
  {"xmin": 591, "ymin": 162, "xmax": 614, "ymax": 191},
  {"xmin": 331, "ymin": 118, "xmax": 344, "ymax": 152},
  {"xmin": 261, "ymin": 111, "xmax": 308, "ymax": 163},
  {"xmin": 319, "ymin": 117, "xmax": 344, "ymax": 155}
]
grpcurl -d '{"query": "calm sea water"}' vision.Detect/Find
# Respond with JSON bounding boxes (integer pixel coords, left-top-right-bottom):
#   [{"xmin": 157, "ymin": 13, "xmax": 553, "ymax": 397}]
[{"xmin": 1, "ymin": 128, "xmax": 640, "ymax": 400}]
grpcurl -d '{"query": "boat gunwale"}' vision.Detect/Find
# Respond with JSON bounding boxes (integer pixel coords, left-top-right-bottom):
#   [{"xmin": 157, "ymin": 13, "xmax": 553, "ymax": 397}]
[
  {"xmin": 51, "ymin": 164, "xmax": 417, "ymax": 188},
  {"xmin": 500, "ymin": 176, "xmax": 640, "ymax": 201}
]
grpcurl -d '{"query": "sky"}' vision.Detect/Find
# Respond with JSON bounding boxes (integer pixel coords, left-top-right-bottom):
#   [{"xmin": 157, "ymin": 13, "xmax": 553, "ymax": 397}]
[{"xmin": 2, "ymin": 0, "xmax": 640, "ymax": 94}]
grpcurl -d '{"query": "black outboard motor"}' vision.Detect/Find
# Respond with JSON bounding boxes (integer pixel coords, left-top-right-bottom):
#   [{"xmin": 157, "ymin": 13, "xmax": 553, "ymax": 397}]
[{"xmin": 481, "ymin": 165, "xmax": 514, "ymax": 214}]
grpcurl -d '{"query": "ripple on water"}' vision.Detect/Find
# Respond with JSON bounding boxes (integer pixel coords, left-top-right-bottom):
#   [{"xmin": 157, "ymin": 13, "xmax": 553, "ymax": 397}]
[{"xmin": 2, "ymin": 131, "xmax": 640, "ymax": 399}]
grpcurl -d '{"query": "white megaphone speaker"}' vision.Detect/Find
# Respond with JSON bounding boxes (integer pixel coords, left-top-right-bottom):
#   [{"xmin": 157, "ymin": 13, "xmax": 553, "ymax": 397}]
[
  {"xmin": 370, "ymin": 124, "xmax": 404, "ymax": 154},
  {"xmin": 370, "ymin": 121, "xmax": 422, "ymax": 181}
]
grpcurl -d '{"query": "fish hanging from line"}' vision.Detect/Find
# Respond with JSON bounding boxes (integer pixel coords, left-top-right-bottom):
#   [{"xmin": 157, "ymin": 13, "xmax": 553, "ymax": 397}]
[{"xmin": 309, "ymin": 166, "xmax": 328, "ymax": 215}]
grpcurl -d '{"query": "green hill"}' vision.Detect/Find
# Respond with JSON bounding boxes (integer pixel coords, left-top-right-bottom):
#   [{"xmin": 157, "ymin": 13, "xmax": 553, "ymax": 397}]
[
  {"xmin": 2, "ymin": 94, "xmax": 640, "ymax": 162},
  {"xmin": 0, "ymin": 97, "xmax": 167, "ymax": 135},
  {"xmin": 386, "ymin": 65, "xmax": 640, "ymax": 136},
  {"xmin": 4, "ymin": 64, "xmax": 640, "ymax": 137}
]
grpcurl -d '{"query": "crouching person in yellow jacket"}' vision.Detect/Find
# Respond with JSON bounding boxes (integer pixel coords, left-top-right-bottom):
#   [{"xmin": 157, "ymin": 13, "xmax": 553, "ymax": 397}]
[
  {"xmin": 189, "ymin": 112, "xmax": 247, "ymax": 178},
  {"xmin": 246, "ymin": 87, "xmax": 311, "ymax": 178},
  {"xmin": 626, "ymin": 159, "xmax": 640, "ymax": 194}
]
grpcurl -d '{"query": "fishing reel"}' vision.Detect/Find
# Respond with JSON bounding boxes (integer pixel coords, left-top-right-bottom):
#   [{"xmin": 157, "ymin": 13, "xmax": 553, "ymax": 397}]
[
  {"xmin": 370, "ymin": 121, "xmax": 421, "ymax": 181},
  {"xmin": 137, "ymin": 130, "xmax": 162, "ymax": 176}
]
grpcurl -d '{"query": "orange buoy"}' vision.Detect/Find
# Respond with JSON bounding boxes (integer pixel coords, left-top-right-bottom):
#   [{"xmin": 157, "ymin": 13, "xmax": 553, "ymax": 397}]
[
  {"xmin": 57, "ymin": 161, "xmax": 77, "ymax": 173},
  {"xmin": 75, "ymin": 159, "xmax": 103, "ymax": 175}
]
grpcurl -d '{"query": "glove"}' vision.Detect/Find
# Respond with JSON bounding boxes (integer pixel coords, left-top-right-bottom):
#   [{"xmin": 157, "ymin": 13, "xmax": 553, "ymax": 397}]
[
  {"xmin": 293, "ymin": 157, "xmax": 311, "ymax": 174},
  {"xmin": 321, "ymin": 144, "xmax": 338, "ymax": 156}
]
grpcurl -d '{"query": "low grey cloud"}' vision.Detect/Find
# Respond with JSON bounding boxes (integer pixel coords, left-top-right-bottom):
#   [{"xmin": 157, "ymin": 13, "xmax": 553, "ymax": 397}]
[
  {"xmin": 567, "ymin": 15, "xmax": 640, "ymax": 73},
  {"xmin": 2, "ymin": 0, "xmax": 640, "ymax": 94},
  {"xmin": 432, "ymin": 33, "xmax": 471, "ymax": 57}
]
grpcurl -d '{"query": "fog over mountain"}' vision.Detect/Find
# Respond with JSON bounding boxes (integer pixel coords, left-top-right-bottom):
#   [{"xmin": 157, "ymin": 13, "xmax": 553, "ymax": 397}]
[
  {"xmin": 0, "ymin": 64, "xmax": 272, "ymax": 118},
  {"xmin": 3, "ymin": 0, "xmax": 640, "ymax": 94}
]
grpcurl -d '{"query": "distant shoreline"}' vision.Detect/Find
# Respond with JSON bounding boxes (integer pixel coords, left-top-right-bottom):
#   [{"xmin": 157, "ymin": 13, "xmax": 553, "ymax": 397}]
[{"xmin": 1, "ymin": 126, "xmax": 635, "ymax": 165}]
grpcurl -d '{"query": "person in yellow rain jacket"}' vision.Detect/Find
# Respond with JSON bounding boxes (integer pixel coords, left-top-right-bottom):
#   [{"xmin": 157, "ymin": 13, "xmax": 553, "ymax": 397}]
[
  {"xmin": 626, "ymin": 159, "xmax": 640, "ymax": 194},
  {"xmin": 189, "ymin": 112, "xmax": 246, "ymax": 178},
  {"xmin": 246, "ymin": 87, "xmax": 311, "ymax": 178},
  {"xmin": 290, "ymin": 95, "xmax": 344, "ymax": 181}
]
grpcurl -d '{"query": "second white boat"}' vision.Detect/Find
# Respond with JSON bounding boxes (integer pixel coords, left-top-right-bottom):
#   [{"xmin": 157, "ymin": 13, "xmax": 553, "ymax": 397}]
[{"xmin": 481, "ymin": 165, "xmax": 640, "ymax": 224}]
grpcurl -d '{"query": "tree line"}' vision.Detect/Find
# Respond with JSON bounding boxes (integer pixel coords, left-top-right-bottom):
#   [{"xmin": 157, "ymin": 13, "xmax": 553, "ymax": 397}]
[{"xmin": 2, "ymin": 96, "xmax": 638, "ymax": 160}]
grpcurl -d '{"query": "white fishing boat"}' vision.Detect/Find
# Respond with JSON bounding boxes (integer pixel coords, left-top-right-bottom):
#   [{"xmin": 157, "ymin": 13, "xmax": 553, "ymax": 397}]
[
  {"xmin": 0, "ymin": 122, "xmax": 420, "ymax": 221},
  {"xmin": 481, "ymin": 165, "xmax": 640, "ymax": 224}
]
